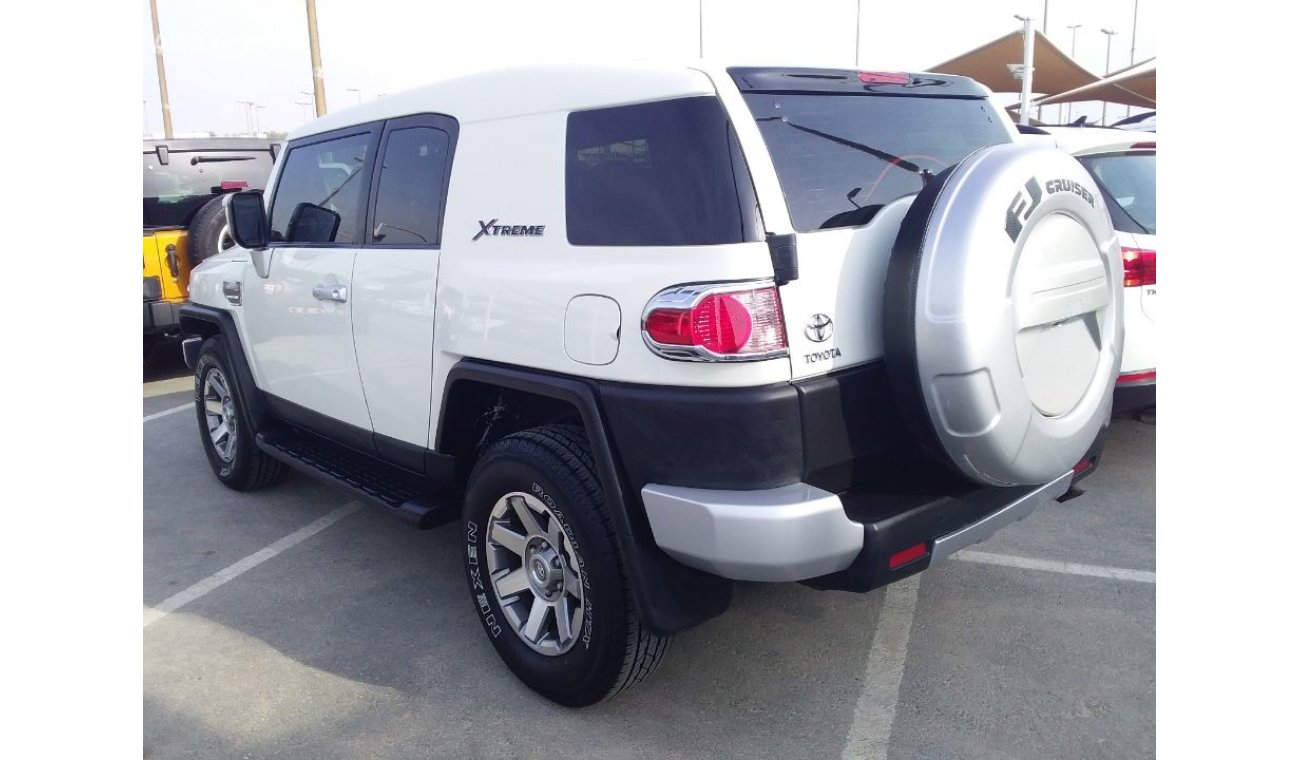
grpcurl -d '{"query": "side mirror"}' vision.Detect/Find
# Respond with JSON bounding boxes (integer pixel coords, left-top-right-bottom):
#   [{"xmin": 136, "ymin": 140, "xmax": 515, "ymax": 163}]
[
  {"xmin": 223, "ymin": 191, "xmax": 269, "ymax": 250},
  {"xmin": 286, "ymin": 202, "xmax": 342, "ymax": 243}
]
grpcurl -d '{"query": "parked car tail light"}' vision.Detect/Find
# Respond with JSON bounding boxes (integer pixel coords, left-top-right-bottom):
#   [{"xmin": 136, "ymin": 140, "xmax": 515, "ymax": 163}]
[
  {"xmin": 643, "ymin": 283, "xmax": 788, "ymax": 361},
  {"xmin": 1121, "ymin": 247, "xmax": 1156, "ymax": 287}
]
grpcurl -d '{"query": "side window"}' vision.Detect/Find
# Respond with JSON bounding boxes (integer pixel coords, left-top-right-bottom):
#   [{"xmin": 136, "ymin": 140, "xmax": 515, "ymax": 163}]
[
  {"xmin": 269, "ymin": 132, "xmax": 371, "ymax": 244},
  {"xmin": 370, "ymin": 127, "xmax": 450, "ymax": 246},
  {"xmin": 566, "ymin": 97, "xmax": 754, "ymax": 246}
]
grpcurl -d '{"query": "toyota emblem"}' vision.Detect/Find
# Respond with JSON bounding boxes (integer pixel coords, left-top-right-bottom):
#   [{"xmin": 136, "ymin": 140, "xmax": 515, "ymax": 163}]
[{"xmin": 804, "ymin": 314, "xmax": 833, "ymax": 343}]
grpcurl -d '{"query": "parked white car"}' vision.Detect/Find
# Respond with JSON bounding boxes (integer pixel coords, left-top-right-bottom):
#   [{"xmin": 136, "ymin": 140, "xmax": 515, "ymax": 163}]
[
  {"xmin": 1038, "ymin": 127, "xmax": 1156, "ymax": 413},
  {"xmin": 181, "ymin": 63, "xmax": 1124, "ymax": 705}
]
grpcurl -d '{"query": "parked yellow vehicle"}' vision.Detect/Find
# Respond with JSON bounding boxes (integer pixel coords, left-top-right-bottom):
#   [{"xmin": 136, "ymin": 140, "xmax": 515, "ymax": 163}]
[{"xmin": 143, "ymin": 138, "xmax": 278, "ymax": 355}]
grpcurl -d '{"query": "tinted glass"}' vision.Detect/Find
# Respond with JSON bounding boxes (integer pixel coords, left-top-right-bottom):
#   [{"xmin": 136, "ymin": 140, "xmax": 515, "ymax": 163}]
[
  {"xmin": 371, "ymin": 127, "xmax": 450, "ymax": 245},
  {"xmin": 566, "ymin": 97, "xmax": 752, "ymax": 246},
  {"xmin": 1078, "ymin": 152, "xmax": 1156, "ymax": 234},
  {"xmin": 142, "ymin": 149, "xmax": 274, "ymax": 228},
  {"xmin": 742, "ymin": 93, "xmax": 1010, "ymax": 232},
  {"xmin": 270, "ymin": 133, "xmax": 371, "ymax": 244}
]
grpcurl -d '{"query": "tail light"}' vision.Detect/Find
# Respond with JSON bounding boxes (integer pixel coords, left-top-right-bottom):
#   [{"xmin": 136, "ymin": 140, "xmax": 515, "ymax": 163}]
[
  {"xmin": 642, "ymin": 282, "xmax": 788, "ymax": 361},
  {"xmin": 1121, "ymin": 247, "xmax": 1156, "ymax": 287}
]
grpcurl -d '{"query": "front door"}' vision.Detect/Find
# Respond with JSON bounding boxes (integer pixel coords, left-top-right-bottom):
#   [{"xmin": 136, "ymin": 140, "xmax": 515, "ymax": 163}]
[{"xmin": 242, "ymin": 126, "xmax": 379, "ymax": 432}]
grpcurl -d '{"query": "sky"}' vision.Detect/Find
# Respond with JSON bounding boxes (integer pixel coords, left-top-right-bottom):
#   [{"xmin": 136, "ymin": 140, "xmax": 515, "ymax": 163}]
[{"xmin": 142, "ymin": 0, "xmax": 1157, "ymax": 137}]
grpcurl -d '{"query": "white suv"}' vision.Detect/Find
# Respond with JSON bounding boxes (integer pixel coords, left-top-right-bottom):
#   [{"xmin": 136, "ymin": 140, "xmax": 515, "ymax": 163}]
[
  {"xmin": 1038, "ymin": 127, "xmax": 1156, "ymax": 412},
  {"xmin": 181, "ymin": 63, "xmax": 1123, "ymax": 706}
]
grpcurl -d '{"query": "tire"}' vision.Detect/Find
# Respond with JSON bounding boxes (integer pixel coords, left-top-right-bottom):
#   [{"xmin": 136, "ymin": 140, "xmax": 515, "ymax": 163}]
[
  {"xmin": 187, "ymin": 196, "xmax": 236, "ymax": 267},
  {"xmin": 883, "ymin": 143, "xmax": 1123, "ymax": 486},
  {"xmin": 193, "ymin": 336, "xmax": 285, "ymax": 490},
  {"xmin": 462, "ymin": 424, "xmax": 670, "ymax": 706}
]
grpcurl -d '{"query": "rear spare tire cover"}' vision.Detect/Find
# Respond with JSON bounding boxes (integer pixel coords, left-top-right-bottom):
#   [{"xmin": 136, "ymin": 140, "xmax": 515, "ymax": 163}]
[{"xmin": 883, "ymin": 143, "xmax": 1123, "ymax": 487}]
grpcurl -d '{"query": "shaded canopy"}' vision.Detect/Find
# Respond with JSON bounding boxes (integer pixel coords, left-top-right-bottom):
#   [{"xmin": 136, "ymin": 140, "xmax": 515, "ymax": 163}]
[
  {"xmin": 1035, "ymin": 58, "xmax": 1156, "ymax": 108},
  {"xmin": 928, "ymin": 30, "xmax": 1099, "ymax": 96}
]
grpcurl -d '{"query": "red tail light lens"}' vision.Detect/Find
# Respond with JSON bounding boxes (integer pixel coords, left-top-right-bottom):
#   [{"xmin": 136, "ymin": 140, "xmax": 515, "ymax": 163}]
[
  {"xmin": 1121, "ymin": 247, "xmax": 1156, "ymax": 287},
  {"xmin": 889, "ymin": 542, "xmax": 929, "ymax": 570},
  {"xmin": 643, "ymin": 284, "xmax": 788, "ymax": 361}
]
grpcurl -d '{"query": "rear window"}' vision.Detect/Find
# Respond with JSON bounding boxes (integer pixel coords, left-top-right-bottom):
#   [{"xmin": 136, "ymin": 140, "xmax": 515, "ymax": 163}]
[
  {"xmin": 566, "ymin": 97, "xmax": 759, "ymax": 246},
  {"xmin": 1077, "ymin": 152, "xmax": 1156, "ymax": 234},
  {"xmin": 143, "ymin": 148, "xmax": 275, "ymax": 228},
  {"xmin": 741, "ymin": 93, "xmax": 1010, "ymax": 232}
]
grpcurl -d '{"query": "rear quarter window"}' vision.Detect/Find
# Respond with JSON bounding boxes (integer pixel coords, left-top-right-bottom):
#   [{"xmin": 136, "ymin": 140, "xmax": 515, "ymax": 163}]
[
  {"xmin": 565, "ymin": 97, "xmax": 759, "ymax": 246},
  {"xmin": 1077, "ymin": 152, "xmax": 1156, "ymax": 234}
]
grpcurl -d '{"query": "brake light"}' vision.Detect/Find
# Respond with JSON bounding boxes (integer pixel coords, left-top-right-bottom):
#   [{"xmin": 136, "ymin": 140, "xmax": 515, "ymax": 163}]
[
  {"xmin": 859, "ymin": 71, "xmax": 911, "ymax": 85},
  {"xmin": 1121, "ymin": 247, "xmax": 1156, "ymax": 287},
  {"xmin": 643, "ymin": 284, "xmax": 788, "ymax": 361},
  {"xmin": 1117, "ymin": 370, "xmax": 1156, "ymax": 385},
  {"xmin": 220, "ymin": 180, "xmax": 249, "ymax": 190},
  {"xmin": 1130, "ymin": 142, "xmax": 1156, "ymax": 150}
]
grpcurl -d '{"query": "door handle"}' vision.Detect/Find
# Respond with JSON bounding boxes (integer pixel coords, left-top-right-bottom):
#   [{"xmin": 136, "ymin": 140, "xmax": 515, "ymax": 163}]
[{"xmin": 312, "ymin": 284, "xmax": 348, "ymax": 303}]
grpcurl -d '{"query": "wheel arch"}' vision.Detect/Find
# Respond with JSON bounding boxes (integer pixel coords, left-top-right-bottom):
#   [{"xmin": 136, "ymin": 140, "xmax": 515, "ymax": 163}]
[
  {"xmin": 437, "ymin": 359, "xmax": 733, "ymax": 635},
  {"xmin": 179, "ymin": 304, "xmax": 270, "ymax": 431}
]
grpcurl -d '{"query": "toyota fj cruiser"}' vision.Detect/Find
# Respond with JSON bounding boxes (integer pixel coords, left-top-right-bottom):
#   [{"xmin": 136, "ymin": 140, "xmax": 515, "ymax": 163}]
[{"xmin": 179, "ymin": 63, "xmax": 1122, "ymax": 707}]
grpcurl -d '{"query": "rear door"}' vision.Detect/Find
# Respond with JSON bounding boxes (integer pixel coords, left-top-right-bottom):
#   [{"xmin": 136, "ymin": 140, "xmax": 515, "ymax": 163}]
[
  {"xmin": 242, "ymin": 125, "xmax": 379, "ymax": 433},
  {"xmin": 352, "ymin": 115, "xmax": 457, "ymax": 461},
  {"xmin": 725, "ymin": 69, "xmax": 1015, "ymax": 379}
]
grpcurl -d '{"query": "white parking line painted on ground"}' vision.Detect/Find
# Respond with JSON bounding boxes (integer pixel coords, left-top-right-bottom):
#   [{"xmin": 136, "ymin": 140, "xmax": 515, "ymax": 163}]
[
  {"xmin": 143, "ymin": 403, "xmax": 191, "ymax": 423},
  {"xmin": 143, "ymin": 501, "xmax": 364, "ymax": 628},
  {"xmin": 144, "ymin": 377, "xmax": 193, "ymax": 399},
  {"xmin": 840, "ymin": 573, "xmax": 921, "ymax": 760},
  {"xmin": 953, "ymin": 550, "xmax": 1156, "ymax": 583}
]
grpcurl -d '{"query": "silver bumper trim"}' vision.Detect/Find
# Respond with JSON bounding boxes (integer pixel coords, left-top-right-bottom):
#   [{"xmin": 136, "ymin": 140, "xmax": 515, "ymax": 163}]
[
  {"xmin": 930, "ymin": 471, "xmax": 1073, "ymax": 564},
  {"xmin": 641, "ymin": 482, "xmax": 864, "ymax": 582}
]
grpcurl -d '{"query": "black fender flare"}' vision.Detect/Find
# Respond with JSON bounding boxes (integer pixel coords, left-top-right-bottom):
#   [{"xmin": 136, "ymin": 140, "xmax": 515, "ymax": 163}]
[
  {"xmin": 438, "ymin": 359, "xmax": 733, "ymax": 635},
  {"xmin": 178, "ymin": 304, "xmax": 270, "ymax": 432}
]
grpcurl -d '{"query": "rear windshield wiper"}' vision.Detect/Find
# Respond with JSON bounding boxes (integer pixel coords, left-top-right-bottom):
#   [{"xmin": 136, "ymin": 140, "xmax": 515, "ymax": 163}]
[
  {"xmin": 755, "ymin": 117, "xmax": 931, "ymax": 180},
  {"xmin": 190, "ymin": 155, "xmax": 257, "ymax": 165}
]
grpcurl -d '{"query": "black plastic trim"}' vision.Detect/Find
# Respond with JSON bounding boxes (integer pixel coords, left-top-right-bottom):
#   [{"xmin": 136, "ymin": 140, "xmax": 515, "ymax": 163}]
[
  {"xmin": 439, "ymin": 360, "xmax": 733, "ymax": 635},
  {"xmin": 178, "ymin": 305, "xmax": 270, "ymax": 431}
]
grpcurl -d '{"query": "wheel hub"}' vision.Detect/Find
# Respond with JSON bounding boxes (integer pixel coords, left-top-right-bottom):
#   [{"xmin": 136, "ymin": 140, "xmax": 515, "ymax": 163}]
[{"xmin": 484, "ymin": 492, "xmax": 586, "ymax": 656}]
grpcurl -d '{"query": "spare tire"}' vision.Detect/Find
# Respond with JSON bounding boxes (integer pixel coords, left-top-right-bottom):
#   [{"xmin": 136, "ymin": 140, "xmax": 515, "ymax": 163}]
[
  {"xmin": 186, "ymin": 195, "xmax": 236, "ymax": 267},
  {"xmin": 883, "ymin": 143, "xmax": 1123, "ymax": 487}
]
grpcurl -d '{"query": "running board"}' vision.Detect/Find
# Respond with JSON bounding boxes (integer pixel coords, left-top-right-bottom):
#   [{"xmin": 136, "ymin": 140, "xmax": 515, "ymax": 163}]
[{"xmin": 255, "ymin": 429, "xmax": 460, "ymax": 529}]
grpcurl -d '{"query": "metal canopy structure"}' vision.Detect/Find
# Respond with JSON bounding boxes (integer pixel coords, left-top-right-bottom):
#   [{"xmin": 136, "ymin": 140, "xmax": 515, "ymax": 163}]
[
  {"xmin": 928, "ymin": 29, "xmax": 1100, "ymax": 97},
  {"xmin": 1035, "ymin": 57, "xmax": 1156, "ymax": 108}
]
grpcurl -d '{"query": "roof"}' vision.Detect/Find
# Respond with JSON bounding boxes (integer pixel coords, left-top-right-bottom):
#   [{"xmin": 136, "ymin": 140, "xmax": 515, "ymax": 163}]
[
  {"xmin": 143, "ymin": 137, "xmax": 278, "ymax": 153},
  {"xmin": 291, "ymin": 63, "xmax": 719, "ymax": 140},
  {"xmin": 1037, "ymin": 126, "xmax": 1156, "ymax": 155},
  {"xmin": 929, "ymin": 30, "xmax": 1100, "ymax": 96},
  {"xmin": 1035, "ymin": 58, "xmax": 1156, "ymax": 109}
]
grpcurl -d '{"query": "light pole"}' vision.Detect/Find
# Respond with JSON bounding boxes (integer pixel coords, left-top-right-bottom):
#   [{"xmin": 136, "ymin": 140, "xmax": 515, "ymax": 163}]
[
  {"xmin": 254, "ymin": 105, "xmax": 266, "ymax": 135},
  {"xmin": 1014, "ymin": 15, "xmax": 1035, "ymax": 126},
  {"xmin": 295, "ymin": 100, "xmax": 313, "ymax": 122},
  {"xmin": 305, "ymin": 0, "xmax": 328, "ymax": 116},
  {"xmin": 148, "ymin": 0, "xmax": 174, "ymax": 138},
  {"xmin": 1064, "ymin": 23, "xmax": 1082, "ymax": 124},
  {"xmin": 1127, "ymin": 0, "xmax": 1139, "ymax": 118},
  {"xmin": 1100, "ymin": 28, "xmax": 1117, "ymax": 125},
  {"xmin": 698, "ymin": 0, "xmax": 704, "ymax": 58},
  {"xmin": 347, "ymin": 87, "xmax": 362, "ymax": 104},
  {"xmin": 237, "ymin": 100, "xmax": 255, "ymax": 136},
  {"xmin": 855, "ymin": 0, "xmax": 861, "ymax": 67}
]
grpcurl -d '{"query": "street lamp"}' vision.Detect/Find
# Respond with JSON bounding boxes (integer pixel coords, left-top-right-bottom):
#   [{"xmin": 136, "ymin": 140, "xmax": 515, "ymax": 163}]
[
  {"xmin": 295, "ymin": 100, "xmax": 313, "ymax": 122},
  {"xmin": 1064, "ymin": 23, "xmax": 1082, "ymax": 123},
  {"xmin": 1013, "ymin": 14, "xmax": 1035, "ymax": 126},
  {"xmin": 1100, "ymin": 28, "xmax": 1118, "ymax": 125},
  {"xmin": 254, "ymin": 105, "xmax": 266, "ymax": 135},
  {"xmin": 347, "ymin": 87, "xmax": 362, "ymax": 104},
  {"xmin": 1127, "ymin": 0, "xmax": 1140, "ymax": 118},
  {"xmin": 237, "ymin": 100, "xmax": 255, "ymax": 136}
]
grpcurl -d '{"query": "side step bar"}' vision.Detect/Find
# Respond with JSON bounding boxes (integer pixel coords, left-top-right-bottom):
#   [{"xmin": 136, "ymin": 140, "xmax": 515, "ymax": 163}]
[{"xmin": 255, "ymin": 429, "xmax": 460, "ymax": 529}]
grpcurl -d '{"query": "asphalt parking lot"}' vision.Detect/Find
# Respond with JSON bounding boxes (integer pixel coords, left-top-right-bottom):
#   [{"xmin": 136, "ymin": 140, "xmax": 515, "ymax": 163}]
[{"xmin": 143, "ymin": 348, "xmax": 1155, "ymax": 760}]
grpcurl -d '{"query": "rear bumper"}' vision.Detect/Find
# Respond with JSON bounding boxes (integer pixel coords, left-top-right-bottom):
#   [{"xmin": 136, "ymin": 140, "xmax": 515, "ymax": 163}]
[
  {"xmin": 144, "ymin": 300, "xmax": 183, "ymax": 335},
  {"xmin": 1113, "ymin": 370, "xmax": 1156, "ymax": 414},
  {"xmin": 643, "ymin": 471, "xmax": 1073, "ymax": 587}
]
